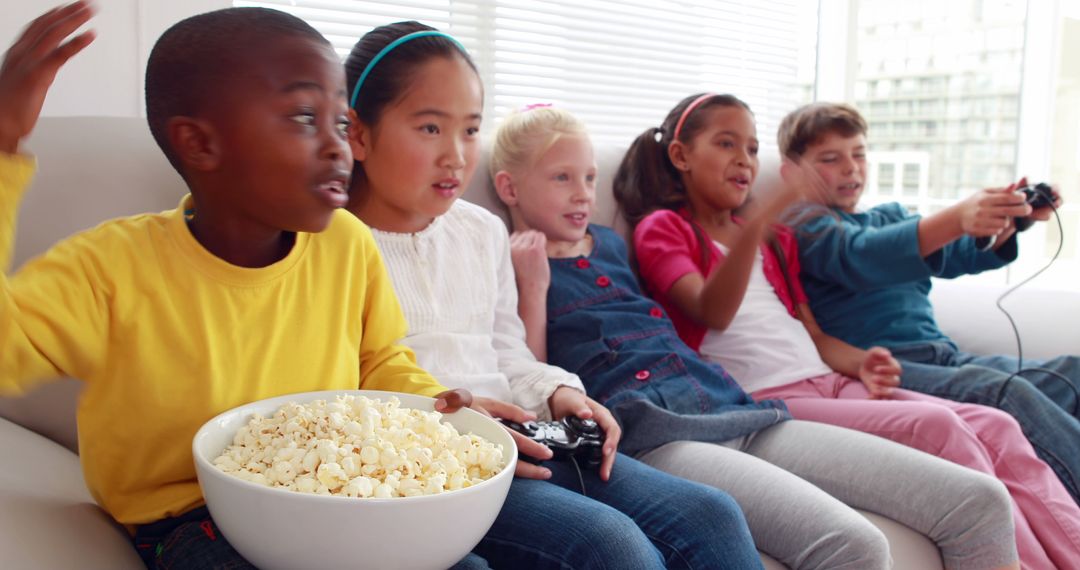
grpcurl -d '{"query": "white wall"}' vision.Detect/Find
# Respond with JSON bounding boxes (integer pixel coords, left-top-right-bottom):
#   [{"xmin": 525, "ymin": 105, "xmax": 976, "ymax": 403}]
[{"xmin": 0, "ymin": 0, "xmax": 228, "ymax": 118}]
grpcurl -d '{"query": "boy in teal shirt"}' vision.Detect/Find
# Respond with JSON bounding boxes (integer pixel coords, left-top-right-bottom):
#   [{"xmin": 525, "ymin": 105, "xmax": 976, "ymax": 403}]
[{"xmin": 780, "ymin": 102, "xmax": 1080, "ymax": 504}]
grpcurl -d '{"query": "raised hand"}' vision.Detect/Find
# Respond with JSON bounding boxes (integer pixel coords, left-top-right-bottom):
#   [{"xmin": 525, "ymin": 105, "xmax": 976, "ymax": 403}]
[
  {"xmin": 509, "ymin": 230, "xmax": 551, "ymax": 294},
  {"xmin": 0, "ymin": 1, "xmax": 95, "ymax": 154},
  {"xmin": 779, "ymin": 157, "xmax": 831, "ymax": 206}
]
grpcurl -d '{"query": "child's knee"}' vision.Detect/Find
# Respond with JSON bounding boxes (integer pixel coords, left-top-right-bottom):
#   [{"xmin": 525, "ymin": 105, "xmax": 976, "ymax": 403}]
[
  {"xmin": 937, "ymin": 474, "xmax": 1017, "ymax": 568},
  {"xmin": 844, "ymin": 522, "xmax": 891, "ymax": 569},
  {"xmin": 912, "ymin": 405, "xmax": 965, "ymax": 432},
  {"xmin": 960, "ymin": 473, "xmax": 1012, "ymax": 526},
  {"xmin": 581, "ymin": 510, "xmax": 661, "ymax": 567},
  {"xmin": 702, "ymin": 487, "xmax": 746, "ymax": 521},
  {"xmin": 977, "ymin": 405, "xmax": 1024, "ymax": 434},
  {"xmin": 908, "ymin": 406, "xmax": 977, "ymax": 452},
  {"xmin": 800, "ymin": 517, "xmax": 890, "ymax": 569},
  {"xmin": 681, "ymin": 485, "xmax": 750, "ymax": 532}
]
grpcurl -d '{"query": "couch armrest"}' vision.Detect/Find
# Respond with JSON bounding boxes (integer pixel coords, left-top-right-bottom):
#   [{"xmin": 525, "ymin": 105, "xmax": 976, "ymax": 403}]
[{"xmin": 0, "ymin": 416, "xmax": 142, "ymax": 569}]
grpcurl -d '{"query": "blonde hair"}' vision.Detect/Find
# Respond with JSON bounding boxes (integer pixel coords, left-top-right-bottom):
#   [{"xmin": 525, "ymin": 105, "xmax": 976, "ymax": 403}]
[{"xmin": 489, "ymin": 107, "xmax": 589, "ymax": 180}]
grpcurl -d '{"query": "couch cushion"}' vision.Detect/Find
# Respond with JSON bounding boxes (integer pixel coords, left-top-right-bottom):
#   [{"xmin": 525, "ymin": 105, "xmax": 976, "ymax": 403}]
[
  {"xmin": 0, "ymin": 416, "xmax": 143, "ymax": 569},
  {"xmin": 931, "ymin": 279, "xmax": 1080, "ymax": 358},
  {"xmin": 0, "ymin": 117, "xmax": 186, "ymax": 450}
]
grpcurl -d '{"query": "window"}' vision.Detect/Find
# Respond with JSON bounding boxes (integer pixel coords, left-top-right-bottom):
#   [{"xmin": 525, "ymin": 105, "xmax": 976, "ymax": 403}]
[
  {"xmin": 1013, "ymin": 0, "xmax": 1080, "ymax": 287},
  {"xmin": 238, "ymin": 0, "xmax": 1077, "ymax": 288},
  {"xmin": 857, "ymin": 0, "xmax": 1026, "ymax": 207},
  {"xmin": 855, "ymin": 0, "xmax": 1075, "ymax": 289},
  {"xmin": 236, "ymin": 0, "xmax": 820, "ymax": 149}
]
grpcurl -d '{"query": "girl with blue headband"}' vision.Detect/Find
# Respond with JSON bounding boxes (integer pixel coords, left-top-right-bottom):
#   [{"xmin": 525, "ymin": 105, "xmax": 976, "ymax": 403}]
[{"xmin": 341, "ymin": 21, "xmax": 760, "ymax": 569}]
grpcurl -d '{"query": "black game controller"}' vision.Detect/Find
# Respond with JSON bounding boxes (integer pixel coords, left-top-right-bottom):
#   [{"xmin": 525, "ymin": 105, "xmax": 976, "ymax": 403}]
[
  {"xmin": 975, "ymin": 182, "xmax": 1056, "ymax": 251},
  {"xmin": 498, "ymin": 416, "xmax": 604, "ymax": 468}
]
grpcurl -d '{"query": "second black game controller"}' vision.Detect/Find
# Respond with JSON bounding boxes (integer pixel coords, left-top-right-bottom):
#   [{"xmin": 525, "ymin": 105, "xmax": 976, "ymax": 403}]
[
  {"xmin": 498, "ymin": 416, "xmax": 604, "ymax": 468},
  {"xmin": 975, "ymin": 182, "xmax": 1055, "ymax": 251}
]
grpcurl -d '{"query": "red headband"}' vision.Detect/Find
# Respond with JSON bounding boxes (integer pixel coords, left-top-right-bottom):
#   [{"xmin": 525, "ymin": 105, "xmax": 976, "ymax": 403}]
[{"xmin": 672, "ymin": 93, "xmax": 716, "ymax": 140}]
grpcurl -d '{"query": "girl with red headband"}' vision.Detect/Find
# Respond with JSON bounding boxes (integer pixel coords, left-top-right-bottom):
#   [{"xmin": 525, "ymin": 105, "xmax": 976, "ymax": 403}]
[{"xmin": 617, "ymin": 93, "xmax": 1080, "ymax": 568}]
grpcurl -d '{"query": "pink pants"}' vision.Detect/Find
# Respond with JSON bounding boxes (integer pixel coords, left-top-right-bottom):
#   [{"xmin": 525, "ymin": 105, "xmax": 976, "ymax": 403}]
[{"xmin": 753, "ymin": 373, "xmax": 1080, "ymax": 569}]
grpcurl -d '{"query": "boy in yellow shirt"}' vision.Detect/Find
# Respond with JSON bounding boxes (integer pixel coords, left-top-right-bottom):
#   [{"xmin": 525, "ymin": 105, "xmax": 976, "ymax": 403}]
[{"xmin": 0, "ymin": 3, "xmax": 470, "ymax": 567}]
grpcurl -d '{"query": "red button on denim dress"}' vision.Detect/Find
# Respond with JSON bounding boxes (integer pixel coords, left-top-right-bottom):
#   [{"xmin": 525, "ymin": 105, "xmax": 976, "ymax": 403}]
[{"xmin": 544, "ymin": 224, "xmax": 789, "ymax": 447}]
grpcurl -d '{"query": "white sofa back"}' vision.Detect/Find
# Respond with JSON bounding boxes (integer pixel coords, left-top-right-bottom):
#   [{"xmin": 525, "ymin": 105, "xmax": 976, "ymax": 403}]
[{"xmin": 4, "ymin": 116, "xmax": 1077, "ymax": 452}]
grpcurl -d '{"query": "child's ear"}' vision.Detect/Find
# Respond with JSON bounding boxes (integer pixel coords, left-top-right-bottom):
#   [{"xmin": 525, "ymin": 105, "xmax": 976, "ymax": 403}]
[
  {"xmin": 346, "ymin": 109, "xmax": 370, "ymax": 161},
  {"xmin": 493, "ymin": 170, "xmax": 518, "ymax": 207},
  {"xmin": 667, "ymin": 140, "xmax": 690, "ymax": 172},
  {"xmin": 169, "ymin": 116, "xmax": 220, "ymax": 172}
]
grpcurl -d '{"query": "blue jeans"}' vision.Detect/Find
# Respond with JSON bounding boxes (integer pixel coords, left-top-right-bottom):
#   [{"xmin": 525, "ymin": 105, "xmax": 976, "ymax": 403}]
[
  {"xmin": 133, "ymin": 507, "xmax": 497, "ymax": 570},
  {"xmin": 890, "ymin": 341, "xmax": 1080, "ymax": 503},
  {"xmin": 469, "ymin": 452, "xmax": 761, "ymax": 569},
  {"xmin": 133, "ymin": 506, "xmax": 254, "ymax": 570}
]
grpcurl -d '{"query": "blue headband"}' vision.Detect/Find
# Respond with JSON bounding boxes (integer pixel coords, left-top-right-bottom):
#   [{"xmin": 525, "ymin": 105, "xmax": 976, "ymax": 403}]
[{"xmin": 349, "ymin": 30, "xmax": 467, "ymax": 110}]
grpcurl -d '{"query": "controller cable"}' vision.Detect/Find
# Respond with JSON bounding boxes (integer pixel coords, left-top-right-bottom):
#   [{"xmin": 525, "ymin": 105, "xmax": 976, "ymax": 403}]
[
  {"xmin": 569, "ymin": 456, "xmax": 588, "ymax": 497},
  {"xmin": 992, "ymin": 205, "xmax": 1079, "ymax": 414}
]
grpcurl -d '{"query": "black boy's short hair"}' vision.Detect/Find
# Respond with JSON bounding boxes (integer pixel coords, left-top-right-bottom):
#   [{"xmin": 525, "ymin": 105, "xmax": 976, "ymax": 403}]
[{"xmin": 144, "ymin": 8, "xmax": 330, "ymax": 177}]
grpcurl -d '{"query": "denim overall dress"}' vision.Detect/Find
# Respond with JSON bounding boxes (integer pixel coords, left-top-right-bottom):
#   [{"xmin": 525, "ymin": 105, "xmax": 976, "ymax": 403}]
[{"xmin": 545, "ymin": 225, "xmax": 789, "ymax": 456}]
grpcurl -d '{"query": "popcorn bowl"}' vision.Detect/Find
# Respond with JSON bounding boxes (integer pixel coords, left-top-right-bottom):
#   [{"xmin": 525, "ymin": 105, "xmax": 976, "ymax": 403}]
[{"xmin": 193, "ymin": 390, "xmax": 517, "ymax": 570}]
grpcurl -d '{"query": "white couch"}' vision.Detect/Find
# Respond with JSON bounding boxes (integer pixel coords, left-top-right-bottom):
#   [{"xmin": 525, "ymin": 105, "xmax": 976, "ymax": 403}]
[{"xmin": 3, "ymin": 117, "xmax": 1077, "ymax": 569}]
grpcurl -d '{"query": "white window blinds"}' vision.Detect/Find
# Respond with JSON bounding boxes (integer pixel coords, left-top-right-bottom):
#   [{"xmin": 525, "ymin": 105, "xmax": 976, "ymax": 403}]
[{"xmin": 236, "ymin": 0, "xmax": 817, "ymax": 149}]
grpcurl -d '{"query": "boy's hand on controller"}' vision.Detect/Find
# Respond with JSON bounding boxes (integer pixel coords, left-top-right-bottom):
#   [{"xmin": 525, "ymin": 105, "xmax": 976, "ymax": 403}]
[
  {"xmin": 1028, "ymin": 182, "xmax": 1063, "ymax": 222},
  {"xmin": 472, "ymin": 396, "xmax": 554, "ymax": 480},
  {"xmin": 0, "ymin": 1, "xmax": 96, "ymax": 154},
  {"xmin": 959, "ymin": 182, "xmax": 1030, "ymax": 238},
  {"xmin": 549, "ymin": 386, "xmax": 619, "ymax": 481}
]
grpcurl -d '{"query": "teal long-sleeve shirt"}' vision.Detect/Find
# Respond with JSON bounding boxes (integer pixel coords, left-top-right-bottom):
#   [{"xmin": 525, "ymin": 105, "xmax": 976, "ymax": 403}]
[{"xmin": 794, "ymin": 202, "xmax": 1017, "ymax": 349}]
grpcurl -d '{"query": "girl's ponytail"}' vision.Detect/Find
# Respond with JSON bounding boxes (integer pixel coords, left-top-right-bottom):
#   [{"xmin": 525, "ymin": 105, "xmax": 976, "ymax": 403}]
[{"xmin": 613, "ymin": 126, "xmax": 684, "ymax": 226}]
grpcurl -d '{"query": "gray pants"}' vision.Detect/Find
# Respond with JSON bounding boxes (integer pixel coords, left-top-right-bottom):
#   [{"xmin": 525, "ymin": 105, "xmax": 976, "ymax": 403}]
[{"xmin": 637, "ymin": 420, "xmax": 1017, "ymax": 570}]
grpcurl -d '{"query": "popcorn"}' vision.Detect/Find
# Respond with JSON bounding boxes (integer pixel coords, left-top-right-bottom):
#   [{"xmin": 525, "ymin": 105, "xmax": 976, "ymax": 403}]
[{"xmin": 213, "ymin": 395, "xmax": 505, "ymax": 498}]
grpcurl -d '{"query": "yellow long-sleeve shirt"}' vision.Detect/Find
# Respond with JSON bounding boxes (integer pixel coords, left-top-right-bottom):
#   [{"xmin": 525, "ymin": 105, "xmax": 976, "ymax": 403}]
[{"xmin": 0, "ymin": 153, "xmax": 448, "ymax": 526}]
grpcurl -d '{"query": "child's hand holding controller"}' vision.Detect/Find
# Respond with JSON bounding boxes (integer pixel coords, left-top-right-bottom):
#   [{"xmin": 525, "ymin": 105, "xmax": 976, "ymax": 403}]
[
  {"xmin": 472, "ymin": 396, "xmax": 556, "ymax": 480},
  {"xmin": 858, "ymin": 347, "xmax": 902, "ymax": 400},
  {"xmin": 957, "ymin": 181, "xmax": 1030, "ymax": 240},
  {"xmin": 1028, "ymin": 183, "xmax": 1063, "ymax": 222},
  {"xmin": 0, "ymin": 1, "xmax": 95, "ymax": 154},
  {"xmin": 548, "ymin": 386, "xmax": 620, "ymax": 481}
]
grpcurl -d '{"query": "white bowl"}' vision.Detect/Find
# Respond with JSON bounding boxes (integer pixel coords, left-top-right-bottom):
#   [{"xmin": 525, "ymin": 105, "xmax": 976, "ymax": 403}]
[{"xmin": 192, "ymin": 390, "xmax": 516, "ymax": 570}]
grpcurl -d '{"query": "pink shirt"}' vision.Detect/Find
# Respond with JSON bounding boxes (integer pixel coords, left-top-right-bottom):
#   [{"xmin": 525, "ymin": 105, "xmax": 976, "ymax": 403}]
[{"xmin": 633, "ymin": 209, "xmax": 808, "ymax": 351}]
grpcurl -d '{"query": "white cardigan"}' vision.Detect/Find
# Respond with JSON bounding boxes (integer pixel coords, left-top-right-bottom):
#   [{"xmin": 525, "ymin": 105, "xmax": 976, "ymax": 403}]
[{"xmin": 371, "ymin": 200, "xmax": 585, "ymax": 419}]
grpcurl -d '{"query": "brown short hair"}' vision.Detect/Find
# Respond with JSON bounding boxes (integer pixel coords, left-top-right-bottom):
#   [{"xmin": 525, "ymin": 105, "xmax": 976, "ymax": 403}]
[{"xmin": 777, "ymin": 102, "xmax": 867, "ymax": 159}]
